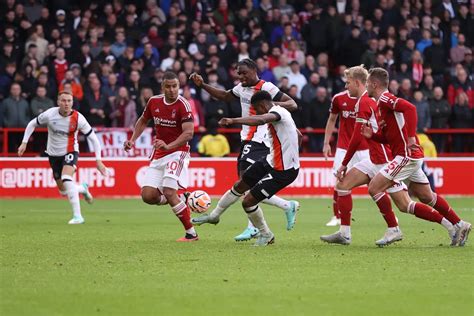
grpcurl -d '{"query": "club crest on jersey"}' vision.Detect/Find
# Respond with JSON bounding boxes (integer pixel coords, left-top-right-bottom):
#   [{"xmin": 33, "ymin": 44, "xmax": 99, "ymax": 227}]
[
  {"xmin": 155, "ymin": 108, "xmax": 160, "ymax": 113},
  {"xmin": 171, "ymin": 109, "xmax": 176, "ymax": 118},
  {"xmin": 342, "ymin": 102, "xmax": 347, "ymax": 107}
]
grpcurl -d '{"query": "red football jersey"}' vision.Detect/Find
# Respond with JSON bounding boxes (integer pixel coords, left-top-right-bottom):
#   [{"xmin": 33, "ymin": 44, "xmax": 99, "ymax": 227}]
[
  {"xmin": 54, "ymin": 59, "xmax": 68, "ymax": 87},
  {"xmin": 330, "ymin": 90, "xmax": 369, "ymax": 151},
  {"xmin": 377, "ymin": 92, "xmax": 424, "ymax": 160},
  {"xmin": 143, "ymin": 95, "xmax": 194, "ymax": 159},
  {"xmin": 342, "ymin": 92, "xmax": 391, "ymax": 166}
]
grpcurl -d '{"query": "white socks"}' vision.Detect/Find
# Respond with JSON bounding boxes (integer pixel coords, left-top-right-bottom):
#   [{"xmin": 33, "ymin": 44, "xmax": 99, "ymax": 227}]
[
  {"xmin": 62, "ymin": 177, "xmax": 81, "ymax": 218},
  {"xmin": 340, "ymin": 225, "xmax": 351, "ymax": 238},
  {"xmin": 76, "ymin": 184, "xmax": 86, "ymax": 194},
  {"xmin": 209, "ymin": 188, "xmax": 242, "ymax": 219},
  {"xmin": 262, "ymin": 195, "xmax": 290, "ymax": 210},
  {"xmin": 245, "ymin": 206, "xmax": 270, "ymax": 235}
]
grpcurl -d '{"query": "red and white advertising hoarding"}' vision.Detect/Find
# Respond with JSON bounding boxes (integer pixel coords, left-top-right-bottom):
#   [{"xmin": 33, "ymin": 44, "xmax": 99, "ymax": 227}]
[{"xmin": 1, "ymin": 158, "xmax": 473, "ymax": 197}]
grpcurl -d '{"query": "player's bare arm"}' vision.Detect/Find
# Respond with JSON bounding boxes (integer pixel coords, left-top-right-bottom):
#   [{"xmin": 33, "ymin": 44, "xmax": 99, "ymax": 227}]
[
  {"xmin": 154, "ymin": 121, "xmax": 194, "ymax": 151},
  {"xmin": 273, "ymin": 93, "xmax": 297, "ymax": 112},
  {"xmin": 323, "ymin": 113, "xmax": 338, "ymax": 159},
  {"xmin": 296, "ymin": 128, "xmax": 303, "ymax": 147},
  {"xmin": 219, "ymin": 113, "xmax": 279, "ymax": 127},
  {"xmin": 124, "ymin": 115, "xmax": 149, "ymax": 151},
  {"xmin": 189, "ymin": 72, "xmax": 237, "ymax": 103},
  {"xmin": 18, "ymin": 117, "xmax": 40, "ymax": 156}
]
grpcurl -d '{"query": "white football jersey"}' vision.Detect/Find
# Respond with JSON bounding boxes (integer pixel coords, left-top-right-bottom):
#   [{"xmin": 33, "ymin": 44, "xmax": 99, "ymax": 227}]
[
  {"xmin": 36, "ymin": 107, "xmax": 93, "ymax": 156},
  {"xmin": 266, "ymin": 105, "xmax": 300, "ymax": 170},
  {"xmin": 232, "ymin": 80, "xmax": 280, "ymax": 143}
]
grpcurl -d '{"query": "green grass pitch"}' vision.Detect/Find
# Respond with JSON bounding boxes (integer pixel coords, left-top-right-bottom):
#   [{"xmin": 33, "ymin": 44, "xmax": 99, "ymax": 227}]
[{"xmin": 1, "ymin": 197, "xmax": 473, "ymax": 316}]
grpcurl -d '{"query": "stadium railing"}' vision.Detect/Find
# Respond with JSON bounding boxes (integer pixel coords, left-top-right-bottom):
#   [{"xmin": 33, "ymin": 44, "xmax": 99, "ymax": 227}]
[{"xmin": 1, "ymin": 127, "xmax": 473, "ymax": 157}]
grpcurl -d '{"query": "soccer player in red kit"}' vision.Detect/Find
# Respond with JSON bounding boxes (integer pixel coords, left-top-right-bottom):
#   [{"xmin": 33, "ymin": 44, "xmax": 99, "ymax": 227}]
[
  {"xmin": 124, "ymin": 71, "xmax": 198, "ymax": 242},
  {"xmin": 323, "ymin": 90, "xmax": 369, "ymax": 226},
  {"xmin": 363, "ymin": 68, "xmax": 471, "ymax": 246},
  {"xmin": 320, "ymin": 66, "xmax": 402, "ymax": 246}
]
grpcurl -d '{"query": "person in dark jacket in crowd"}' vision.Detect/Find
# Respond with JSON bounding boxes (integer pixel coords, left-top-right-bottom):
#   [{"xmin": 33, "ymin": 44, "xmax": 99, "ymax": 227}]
[{"xmin": 429, "ymin": 87, "xmax": 451, "ymax": 152}]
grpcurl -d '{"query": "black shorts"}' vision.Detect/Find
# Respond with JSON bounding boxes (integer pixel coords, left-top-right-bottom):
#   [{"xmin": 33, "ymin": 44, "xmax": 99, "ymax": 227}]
[
  {"xmin": 48, "ymin": 152, "xmax": 79, "ymax": 180},
  {"xmin": 237, "ymin": 141, "xmax": 269, "ymax": 174},
  {"xmin": 242, "ymin": 159, "xmax": 299, "ymax": 203}
]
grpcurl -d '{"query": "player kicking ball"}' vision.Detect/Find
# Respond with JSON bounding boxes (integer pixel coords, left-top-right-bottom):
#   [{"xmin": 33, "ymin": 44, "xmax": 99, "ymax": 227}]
[
  {"xmin": 124, "ymin": 71, "xmax": 198, "ymax": 242},
  {"xmin": 195, "ymin": 91, "xmax": 300, "ymax": 246},
  {"xmin": 189, "ymin": 59, "xmax": 300, "ymax": 241},
  {"xmin": 363, "ymin": 68, "xmax": 471, "ymax": 246},
  {"xmin": 18, "ymin": 91, "xmax": 108, "ymax": 224}
]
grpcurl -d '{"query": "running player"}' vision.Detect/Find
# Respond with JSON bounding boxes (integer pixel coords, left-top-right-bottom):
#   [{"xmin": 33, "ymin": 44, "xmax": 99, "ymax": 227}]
[
  {"xmin": 205, "ymin": 90, "xmax": 300, "ymax": 246},
  {"xmin": 320, "ymin": 66, "xmax": 402, "ymax": 246},
  {"xmin": 123, "ymin": 71, "xmax": 198, "ymax": 242},
  {"xmin": 323, "ymin": 90, "xmax": 369, "ymax": 226},
  {"xmin": 363, "ymin": 67, "xmax": 471, "ymax": 246},
  {"xmin": 18, "ymin": 91, "xmax": 108, "ymax": 224},
  {"xmin": 189, "ymin": 58, "xmax": 300, "ymax": 241}
]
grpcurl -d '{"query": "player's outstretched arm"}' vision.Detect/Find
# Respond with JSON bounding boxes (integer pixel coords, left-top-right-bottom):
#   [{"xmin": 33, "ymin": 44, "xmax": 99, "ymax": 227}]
[
  {"xmin": 219, "ymin": 113, "xmax": 279, "ymax": 127},
  {"xmin": 189, "ymin": 72, "xmax": 236, "ymax": 103},
  {"xmin": 154, "ymin": 121, "xmax": 194, "ymax": 151},
  {"xmin": 323, "ymin": 113, "xmax": 338, "ymax": 159},
  {"xmin": 18, "ymin": 118, "xmax": 39, "ymax": 156},
  {"xmin": 85, "ymin": 129, "xmax": 109, "ymax": 176},
  {"xmin": 124, "ymin": 115, "xmax": 148, "ymax": 151},
  {"xmin": 273, "ymin": 93, "xmax": 297, "ymax": 112}
]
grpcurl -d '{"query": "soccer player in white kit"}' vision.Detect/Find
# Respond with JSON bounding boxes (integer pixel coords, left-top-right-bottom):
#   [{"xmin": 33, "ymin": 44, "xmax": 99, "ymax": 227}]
[
  {"xmin": 189, "ymin": 59, "xmax": 300, "ymax": 241},
  {"xmin": 208, "ymin": 90, "xmax": 300, "ymax": 246},
  {"xmin": 18, "ymin": 91, "xmax": 108, "ymax": 224}
]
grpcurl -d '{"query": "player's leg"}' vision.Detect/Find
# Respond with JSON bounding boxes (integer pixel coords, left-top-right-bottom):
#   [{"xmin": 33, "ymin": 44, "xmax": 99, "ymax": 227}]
[
  {"xmin": 326, "ymin": 148, "xmax": 346, "ymax": 226},
  {"xmin": 409, "ymin": 177, "xmax": 471, "ymax": 246},
  {"xmin": 389, "ymin": 190, "xmax": 458, "ymax": 244},
  {"xmin": 320, "ymin": 167, "xmax": 369, "ymax": 245},
  {"xmin": 240, "ymin": 142, "xmax": 300, "ymax": 229},
  {"xmin": 242, "ymin": 193, "xmax": 274, "ymax": 246},
  {"xmin": 160, "ymin": 153, "xmax": 198, "ymax": 241},
  {"xmin": 61, "ymin": 164, "xmax": 84, "ymax": 224},
  {"xmin": 244, "ymin": 167, "xmax": 299, "ymax": 246},
  {"xmin": 192, "ymin": 160, "xmax": 266, "ymax": 228},
  {"xmin": 374, "ymin": 182, "xmax": 405, "ymax": 246},
  {"xmin": 140, "ymin": 163, "xmax": 168, "ymax": 206}
]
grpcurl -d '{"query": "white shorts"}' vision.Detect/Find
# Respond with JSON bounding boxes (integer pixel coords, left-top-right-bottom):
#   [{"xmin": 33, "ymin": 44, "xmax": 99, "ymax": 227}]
[
  {"xmin": 333, "ymin": 148, "xmax": 370, "ymax": 176},
  {"xmin": 141, "ymin": 151, "xmax": 190, "ymax": 192},
  {"xmin": 380, "ymin": 155, "xmax": 429, "ymax": 184},
  {"xmin": 354, "ymin": 159, "xmax": 406, "ymax": 193}
]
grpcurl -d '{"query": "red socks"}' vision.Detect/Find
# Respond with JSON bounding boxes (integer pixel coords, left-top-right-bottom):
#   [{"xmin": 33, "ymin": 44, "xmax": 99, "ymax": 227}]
[
  {"xmin": 372, "ymin": 193, "xmax": 398, "ymax": 228},
  {"xmin": 337, "ymin": 191, "xmax": 352, "ymax": 226},
  {"xmin": 171, "ymin": 202, "xmax": 193, "ymax": 230},
  {"xmin": 332, "ymin": 190, "xmax": 340, "ymax": 219},
  {"xmin": 408, "ymin": 201, "xmax": 443, "ymax": 223},
  {"xmin": 429, "ymin": 194, "xmax": 461, "ymax": 225}
]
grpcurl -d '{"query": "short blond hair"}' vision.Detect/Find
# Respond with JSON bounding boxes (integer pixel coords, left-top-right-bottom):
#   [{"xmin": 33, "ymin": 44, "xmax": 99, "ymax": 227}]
[{"xmin": 344, "ymin": 65, "xmax": 368, "ymax": 85}]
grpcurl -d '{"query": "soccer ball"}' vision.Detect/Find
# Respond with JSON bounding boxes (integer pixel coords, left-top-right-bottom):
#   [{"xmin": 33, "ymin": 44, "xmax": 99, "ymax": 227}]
[{"xmin": 187, "ymin": 190, "xmax": 211, "ymax": 213}]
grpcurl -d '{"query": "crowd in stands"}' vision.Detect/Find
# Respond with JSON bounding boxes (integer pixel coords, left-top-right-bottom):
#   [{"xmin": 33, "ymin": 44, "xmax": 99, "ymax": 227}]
[{"xmin": 0, "ymin": 0, "xmax": 473, "ymax": 154}]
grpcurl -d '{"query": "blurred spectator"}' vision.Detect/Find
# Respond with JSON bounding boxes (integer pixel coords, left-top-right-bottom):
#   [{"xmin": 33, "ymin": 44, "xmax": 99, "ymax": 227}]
[
  {"xmin": 256, "ymin": 57, "xmax": 276, "ymax": 84},
  {"xmin": 53, "ymin": 47, "xmax": 68, "ymax": 87},
  {"xmin": 413, "ymin": 90, "xmax": 431, "ymax": 133},
  {"xmin": 451, "ymin": 92, "xmax": 473, "ymax": 152},
  {"xmin": 447, "ymin": 67, "xmax": 473, "ymax": 108},
  {"xmin": 30, "ymin": 86, "xmax": 53, "ymax": 116},
  {"xmin": 19, "ymin": 63, "xmax": 37, "ymax": 100},
  {"xmin": 420, "ymin": 75, "xmax": 436, "ymax": 100},
  {"xmin": 399, "ymin": 78, "xmax": 413, "ymax": 101},
  {"xmin": 59, "ymin": 70, "xmax": 83, "ymax": 101},
  {"xmin": 83, "ymin": 78, "xmax": 109, "ymax": 127},
  {"xmin": 137, "ymin": 86, "xmax": 154, "ymax": 117},
  {"xmin": 430, "ymin": 87, "xmax": 451, "ymax": 152},
  {"xmin": 109, "ymin": 87, "xmax": 136, "ymax": 128},
  {"xmin": 0, "ymin": 63, "xmax": 17, "ymax": 100},
  {"xmin": 197, "ymin": 118, "xmax": 230, "ymax": 157},
  {"xmin": 286, "ymin": 61, "xmax": 307, "ymax": 98},
  {"xmin": 1, "ymin": 83, "xmax": 30, "ymax": 151},
  {"xmin": 301, "ymin": 73, "xmax": 321, "ymax": 105},
  {"xmin": 423, "ymin": 34, "xmax": 446, "ymax": 77},
  {"xmin": 450, "ymin": 34, "xmax": 469, "ymax": 65},
  {"xmin": 303, "ymin": 87, "xmax": 330, "ymax": 152},
  {"xmin": 111, "ymin": 32, "xmax": 127, "ymax": 58}
]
